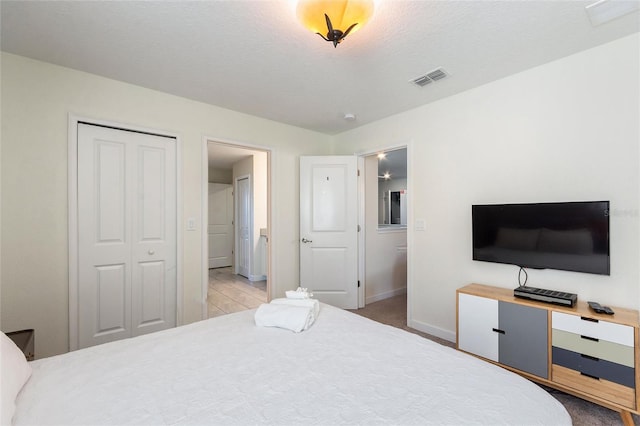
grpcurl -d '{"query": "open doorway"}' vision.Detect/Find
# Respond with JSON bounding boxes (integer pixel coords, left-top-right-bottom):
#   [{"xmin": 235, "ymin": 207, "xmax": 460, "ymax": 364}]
[
  {"xmin": 203, "ymin": 141, "xmax": 270, "ymax": 318},
  {"xmin": 358, "ymin": 147, "xmax": 408, "ymax": 307}
]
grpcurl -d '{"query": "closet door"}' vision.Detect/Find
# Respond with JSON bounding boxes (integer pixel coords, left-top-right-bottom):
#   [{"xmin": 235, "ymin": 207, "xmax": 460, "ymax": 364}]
[
  {"xmin": 131, "ymin": 136, "xmax": 177, "ymax": 337},
  {"xmin": 77, "ymin": 124, "xmax": 176, "ymax": 349}
]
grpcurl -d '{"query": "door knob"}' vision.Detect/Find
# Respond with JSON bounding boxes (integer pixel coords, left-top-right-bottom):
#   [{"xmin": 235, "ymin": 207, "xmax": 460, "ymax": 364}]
[
  {"xmin": 148, "ymin": 249, "xmax": 155, "ymax": 255},
  {"xmin": 301, "ymin": 238, "xmax": 313, "ymax": 243}
]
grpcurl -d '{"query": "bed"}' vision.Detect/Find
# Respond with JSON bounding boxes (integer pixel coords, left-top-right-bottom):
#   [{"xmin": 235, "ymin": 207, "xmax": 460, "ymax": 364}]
[{"xmin": 7, "ymin": 303, "xmax": 571, "ymax": 425}]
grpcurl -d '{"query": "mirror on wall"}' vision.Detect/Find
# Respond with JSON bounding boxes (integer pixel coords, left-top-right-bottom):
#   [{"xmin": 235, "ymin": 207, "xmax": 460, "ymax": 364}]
[{"xmin": 377, "ymin": 148, "xmax": 407, "ymax": 228}]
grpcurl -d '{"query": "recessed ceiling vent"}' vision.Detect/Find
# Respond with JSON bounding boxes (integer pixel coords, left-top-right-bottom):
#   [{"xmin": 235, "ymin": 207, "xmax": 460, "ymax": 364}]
[{"xmin": 411, "ymin": 68, "xmax": 448, "ymax": 87}]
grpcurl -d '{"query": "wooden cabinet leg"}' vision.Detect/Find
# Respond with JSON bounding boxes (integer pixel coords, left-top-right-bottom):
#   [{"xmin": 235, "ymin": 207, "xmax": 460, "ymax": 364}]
[{"xmin": 619, "ymin": 410, "xmax": 633, "ymax": 426}]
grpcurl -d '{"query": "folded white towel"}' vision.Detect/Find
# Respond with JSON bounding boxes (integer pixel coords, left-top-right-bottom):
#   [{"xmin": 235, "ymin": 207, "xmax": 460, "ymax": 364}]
[
  {"xmin": 286, "ymin": 287, "xmax": 313, "ymax": 299},
  {"xmin": 285, "ymin": 290, "xmax": 310, "ymax": 299},
  {"xmin": 254, "ymin": 304, "xmax": 314, "ymax": 333},
  {"xmin": 270, "ymin": 298, "xmax": 320, "ymax": 325}
]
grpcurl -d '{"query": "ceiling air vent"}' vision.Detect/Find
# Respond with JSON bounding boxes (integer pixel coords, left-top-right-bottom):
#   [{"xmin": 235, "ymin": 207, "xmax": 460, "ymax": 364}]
[
  {"xmin": 411, "ymin": 68, "xmax": 448, "ymax": 87},
  {"xmin": 412, "ymin": 75, "xmax": 432, "ymax": 87}
]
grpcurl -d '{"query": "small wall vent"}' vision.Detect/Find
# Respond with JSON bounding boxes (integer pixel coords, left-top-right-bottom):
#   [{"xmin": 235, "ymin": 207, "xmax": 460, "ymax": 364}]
[{"xmin": 411, "ymin": 68, "xmax": 448, "ymax": 87}]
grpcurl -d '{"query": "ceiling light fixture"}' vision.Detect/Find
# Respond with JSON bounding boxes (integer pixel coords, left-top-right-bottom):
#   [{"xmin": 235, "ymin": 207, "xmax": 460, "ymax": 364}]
[{"xmin": 296, "ymin": 0, "xmax": 375, "ymax": 48}]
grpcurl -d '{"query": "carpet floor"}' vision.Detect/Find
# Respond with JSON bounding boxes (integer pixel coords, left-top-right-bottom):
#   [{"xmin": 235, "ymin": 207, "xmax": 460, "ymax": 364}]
[{"xmin": 349, "ymin": 293, "xmax": 639, "ymax": 426}]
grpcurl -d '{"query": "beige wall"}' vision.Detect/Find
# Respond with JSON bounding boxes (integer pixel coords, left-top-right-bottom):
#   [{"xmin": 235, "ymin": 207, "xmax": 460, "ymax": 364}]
[
  {"xmin": 364, "ymin": 155, "xmax": 407, "ymax": 303},
  {"xmin": 335, "ymin": 34, "xmax": 640, "ymax": 341},
  {"xmin": 0, "ymin": 52, "xmax": 330, "ymax": 357},
  {"xmin": 208, "ymin": 167, "xmax": 232, "ymax": 184}
]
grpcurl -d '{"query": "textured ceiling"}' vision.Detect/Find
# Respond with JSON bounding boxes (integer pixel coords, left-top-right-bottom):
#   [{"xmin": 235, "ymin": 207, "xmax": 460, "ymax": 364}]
[{"xmin": 1, "ymin": 1, "xmax": 639, "ymax": 135}]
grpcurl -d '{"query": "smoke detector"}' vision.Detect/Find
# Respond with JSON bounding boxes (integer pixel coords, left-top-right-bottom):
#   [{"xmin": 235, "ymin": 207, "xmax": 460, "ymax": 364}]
[{"xmin": 411, "ymin": 68, "xmax": 448, "ymax": 87}]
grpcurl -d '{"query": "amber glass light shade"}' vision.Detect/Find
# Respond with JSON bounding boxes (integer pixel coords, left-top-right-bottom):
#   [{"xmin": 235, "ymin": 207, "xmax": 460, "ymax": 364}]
[{"xmin": 296, "ymin": 0, "xmax": 375, "ymax": 41}]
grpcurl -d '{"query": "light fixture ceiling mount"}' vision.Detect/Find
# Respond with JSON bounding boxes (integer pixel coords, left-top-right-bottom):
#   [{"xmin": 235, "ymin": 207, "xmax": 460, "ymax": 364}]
[{"xmin": 296, "ymin": 0, "xmax": 375, "ymax": 48}]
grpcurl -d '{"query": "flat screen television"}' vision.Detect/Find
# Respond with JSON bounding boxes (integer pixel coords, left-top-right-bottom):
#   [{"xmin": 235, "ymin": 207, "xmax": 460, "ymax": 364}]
[{"xmin": 472, "ymin": 201, "xmax": 610, "ymax": 275}]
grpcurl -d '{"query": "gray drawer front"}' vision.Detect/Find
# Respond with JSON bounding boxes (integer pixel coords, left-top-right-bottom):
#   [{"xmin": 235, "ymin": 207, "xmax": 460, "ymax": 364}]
[
  {"xmin": 499, "ymin": 302, "xmax": 548, "ymax": 378},
  {"xmin": 552, "ymin": 346, "xmax": 635, "ymax": 388}
]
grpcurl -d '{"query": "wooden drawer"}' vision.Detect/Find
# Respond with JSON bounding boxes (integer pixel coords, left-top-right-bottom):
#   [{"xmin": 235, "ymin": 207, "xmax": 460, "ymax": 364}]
[
  {"xmin": 552, "ymin": 364, "xmax": 636, "ymax": 409},
  {"xmin": 552, "ymin": 312, "xmax": 634, "ymax": 347},
  {"xmin": 552, "ymin": 329, "xmax": 635, "ymax": 367}
]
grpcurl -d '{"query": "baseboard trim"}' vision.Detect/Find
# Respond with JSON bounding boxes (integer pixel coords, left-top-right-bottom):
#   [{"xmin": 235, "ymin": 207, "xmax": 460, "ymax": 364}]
[
  {"xmin": 366, "ymin": 287, "xmax": 407, "ymax": 305},
  {"xmin": 409, "ymin": 319, "xmax": 456, "ymax": 343}
]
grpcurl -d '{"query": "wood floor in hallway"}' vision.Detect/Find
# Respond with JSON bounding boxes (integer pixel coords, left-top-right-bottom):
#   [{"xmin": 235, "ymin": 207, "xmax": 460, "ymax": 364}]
[{"xmin": 208, "ymin": 267, "xmax": 267, "ymax": 318}]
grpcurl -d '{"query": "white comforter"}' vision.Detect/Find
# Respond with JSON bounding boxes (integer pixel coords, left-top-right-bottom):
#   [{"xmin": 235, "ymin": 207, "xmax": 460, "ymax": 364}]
[{"xmin": 14, "ymin": 304, "xmax": 571, "ymax": 425}]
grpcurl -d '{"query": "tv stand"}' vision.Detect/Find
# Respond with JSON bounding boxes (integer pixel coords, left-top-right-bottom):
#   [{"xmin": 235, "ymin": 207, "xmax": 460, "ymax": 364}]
[{"xmin": 457, "ymin": 283, "xmax": 639, "ymax": 426}]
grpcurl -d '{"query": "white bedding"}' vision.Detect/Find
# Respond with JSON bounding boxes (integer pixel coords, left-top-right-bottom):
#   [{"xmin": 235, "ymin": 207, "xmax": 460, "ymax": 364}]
[{"xmin": 14, "ymin": 304, "xmax": 571, "ymax": 425}]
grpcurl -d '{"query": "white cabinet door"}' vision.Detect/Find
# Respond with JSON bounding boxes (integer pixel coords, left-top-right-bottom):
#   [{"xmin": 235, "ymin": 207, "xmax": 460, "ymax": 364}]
[{"xmin": 458, "ymin": 293, "xmax": 499, "ymax": 362}]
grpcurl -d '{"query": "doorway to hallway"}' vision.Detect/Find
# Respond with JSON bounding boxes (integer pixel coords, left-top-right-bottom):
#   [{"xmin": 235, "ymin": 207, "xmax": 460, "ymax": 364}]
[{"xmin": 203, "ymin": 140, "xmax": 271, "ymax": 318}]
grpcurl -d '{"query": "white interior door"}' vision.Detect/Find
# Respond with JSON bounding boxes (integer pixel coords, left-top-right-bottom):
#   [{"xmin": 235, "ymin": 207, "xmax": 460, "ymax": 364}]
[
  {"xmin": 77, "ymin": 123, "xmax": 177, "ymax": 349},
  {"xmin": 236, "ymin": 176, "xmax": 251, "ymax": 278},
  {"xmin": 300, "ymin": 156, "xmax": 358, "ymax": 309},
  {"xmin": 208, "ymin": 183, "xmax": 233, "ymax": 268}
]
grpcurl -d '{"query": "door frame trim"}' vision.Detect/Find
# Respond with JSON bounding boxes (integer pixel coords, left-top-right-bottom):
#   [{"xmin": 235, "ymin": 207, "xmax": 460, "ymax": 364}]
[
  {"xmin": 68, "ymin": 114, "xmax": 183, "ymax": 351},
  {"xmin": 201, "ymin": 138, "xmax": 273, "ymax": 320}
]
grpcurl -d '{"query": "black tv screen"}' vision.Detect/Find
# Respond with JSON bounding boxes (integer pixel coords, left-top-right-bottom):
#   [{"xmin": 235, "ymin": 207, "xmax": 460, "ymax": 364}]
[{"xmin": 472, "ymin": 201, "xmax": 610, "ymax": 275}]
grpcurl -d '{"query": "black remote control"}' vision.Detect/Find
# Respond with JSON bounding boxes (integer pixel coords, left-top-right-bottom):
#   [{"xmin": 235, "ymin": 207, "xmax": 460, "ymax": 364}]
[{"xmin": 588, "ymin": 301, "xmax": 614, "ymax": 315}]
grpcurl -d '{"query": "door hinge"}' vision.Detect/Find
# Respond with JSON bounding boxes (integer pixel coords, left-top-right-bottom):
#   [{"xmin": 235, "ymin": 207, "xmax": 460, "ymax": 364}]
[
  {"xmin": 357, "ymin": 224, "xmax": 361, "ymax": 232},
  {"xmin": 358, "ymin": 280, "xmax": 361, "ymax": 288},
  {"xmin": 357, "ymin": 169, "xmax": 360, "ymax": 177}
]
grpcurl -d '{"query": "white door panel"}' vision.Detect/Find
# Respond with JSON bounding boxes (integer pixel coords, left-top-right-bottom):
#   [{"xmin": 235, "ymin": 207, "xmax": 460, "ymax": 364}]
[
  {"xmin": 78, "ymin": 123, "xmax": 176, "ymax": 349},
  {"xmin": 311, "ymin": 165, "xmax": 348, "ymax": 231},
  {"xmin": 208, "ymin": 184, "xmax": 233, "ymax": 268},
  {"xmin": 137, "ymin": 146, "xmax": 166, "ymax": 240},
  {"xmin": 131, "ymin": 138, "xmax": 176, "ymax": 336},
  {"xmin": 300, "ymin": 156, "xmax": 358, "ymax": 309},
  {"xmin": 78, "ymin": 133, "xmax": 132, "ymax": 347},
  {"xmin": 133, "ymin": 260, "xmax": 166, "ymax": 331},
  {"xmin": 93, "ymin": 264, "xmax": 129, "ymax": 338}
]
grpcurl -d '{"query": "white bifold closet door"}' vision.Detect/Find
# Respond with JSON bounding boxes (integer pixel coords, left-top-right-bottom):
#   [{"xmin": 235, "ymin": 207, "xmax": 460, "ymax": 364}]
[{"xmin": 77, "ymin": 123, "xmax": 177, "ymax": 349}]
